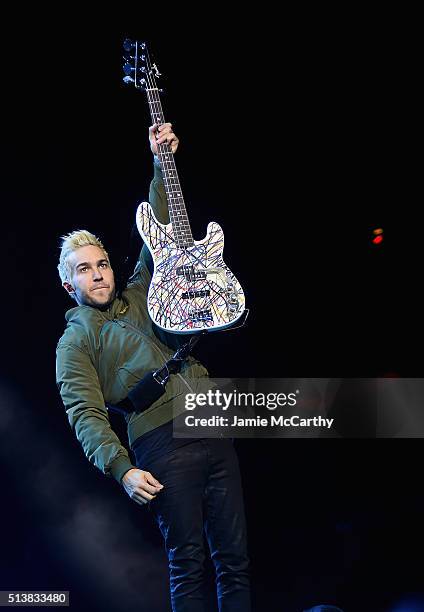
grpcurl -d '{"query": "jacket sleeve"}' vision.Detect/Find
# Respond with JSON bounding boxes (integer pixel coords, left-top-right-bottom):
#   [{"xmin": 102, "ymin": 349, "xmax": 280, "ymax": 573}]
[
  {"xmin": 56, "ymin": 342, "xmax": 135, "ymax": 484},
  {"xmin": 128, "ymin": 158, "xmax": 170, "ymax": 289},
  {"xmin": 149, "ymin": 156, "xmax": 170, "ymax": 225}
]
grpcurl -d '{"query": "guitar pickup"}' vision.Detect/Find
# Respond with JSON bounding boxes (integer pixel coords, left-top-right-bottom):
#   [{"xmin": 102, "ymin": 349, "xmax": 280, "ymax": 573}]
[
  {"xmin": 182, "ymin": 290, "xmax": 211, "ymax": 299},
  {"xmin": 189, "ymin": 308, "xmax": 213, "ymax": 322},
  {"xmin": 176, "ymin": 265, "xmax": 207, "ymax": 280}
]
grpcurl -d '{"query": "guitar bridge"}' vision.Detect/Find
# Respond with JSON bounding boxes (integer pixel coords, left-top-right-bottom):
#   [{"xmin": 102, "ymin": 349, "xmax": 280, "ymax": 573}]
[{"xmin": 189, "ymin": 308, "xmax": 213, "ymax": 322}]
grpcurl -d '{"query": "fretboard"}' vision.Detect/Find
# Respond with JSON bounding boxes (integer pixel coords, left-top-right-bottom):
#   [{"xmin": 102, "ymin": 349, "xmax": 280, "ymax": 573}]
[{"xmin": 146, "ymin": 87, "xmax": 194, "ymax": 249}]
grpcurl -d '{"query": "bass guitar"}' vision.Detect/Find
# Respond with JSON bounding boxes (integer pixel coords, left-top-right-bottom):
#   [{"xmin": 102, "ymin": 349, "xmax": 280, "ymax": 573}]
[{"xmin": 123, "ymin": 40, "xmax": 246, "ymax": 334}]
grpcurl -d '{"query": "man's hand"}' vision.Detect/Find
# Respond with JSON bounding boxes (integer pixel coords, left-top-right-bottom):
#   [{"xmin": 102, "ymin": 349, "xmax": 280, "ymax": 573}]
[
  {"xmin": 121, "ymin": 468, "xmax": 164, "ymax": 506},
  {"xmin": 149, "ymin": 122, "xmax": 179, "ymax": 155}
]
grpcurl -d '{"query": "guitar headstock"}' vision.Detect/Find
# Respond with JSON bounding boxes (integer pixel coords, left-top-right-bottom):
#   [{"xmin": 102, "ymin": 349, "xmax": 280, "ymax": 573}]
[{"xmin": 122, "ymin": 39, "xmax": 162, "ymax": 91}]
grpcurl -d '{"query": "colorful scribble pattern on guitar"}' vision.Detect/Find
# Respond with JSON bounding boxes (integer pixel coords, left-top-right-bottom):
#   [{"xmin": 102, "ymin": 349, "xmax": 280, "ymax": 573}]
[{"xmin": 137, "ymin": 202, "xmax": 245, "ymax": 332}]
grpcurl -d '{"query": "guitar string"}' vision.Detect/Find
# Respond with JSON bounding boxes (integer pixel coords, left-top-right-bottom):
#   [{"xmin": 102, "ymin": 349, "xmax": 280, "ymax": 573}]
[
  {"xmin": 142, "ymin": 57, "xmax": 178, "ymax": 240},
  {"xmin": 146, "ymin": 70, "xmax": 191, "ymax": 248},
  {"xmin": 148, "ymin": 67, "xmax": 194, "ymax": 247}
]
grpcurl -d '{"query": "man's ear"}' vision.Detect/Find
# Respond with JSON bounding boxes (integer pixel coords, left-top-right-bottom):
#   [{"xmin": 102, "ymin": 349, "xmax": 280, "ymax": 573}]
[{"xmin": 63, "ymin": 282, "xmax": 75, "ymax": 296}]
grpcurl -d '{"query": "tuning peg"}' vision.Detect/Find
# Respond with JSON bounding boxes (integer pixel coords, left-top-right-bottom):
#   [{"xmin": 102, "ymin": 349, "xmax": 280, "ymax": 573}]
[
  {"xmin": 125, "ymin": 54, "xmax": 145, "ymax": 62},
  {"xmin": 123, "ymin": 38, "xmax": 135, "ymax": 52},
  {"xmin": 123, "ymin": 39, "xmax": 147, "ymax": 52},
  {"xmin": 123, "ymin": 62, "xmax": 135, "ymax": 76},
  {"xmin": 122, "ymin": 76, "xmax": 135, "ymax": 84}
]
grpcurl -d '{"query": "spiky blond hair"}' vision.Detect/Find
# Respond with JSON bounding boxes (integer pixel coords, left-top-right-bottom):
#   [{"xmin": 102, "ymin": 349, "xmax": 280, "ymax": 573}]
[{"xmin": 58, "ymin": 229, "xmax": 110, "ymax": 285}]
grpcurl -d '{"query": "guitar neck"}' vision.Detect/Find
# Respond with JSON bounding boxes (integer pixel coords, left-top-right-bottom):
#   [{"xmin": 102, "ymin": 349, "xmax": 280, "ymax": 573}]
[{"xmin": 146, "ymin": 87, "xmax": 194, "ymax": 248}]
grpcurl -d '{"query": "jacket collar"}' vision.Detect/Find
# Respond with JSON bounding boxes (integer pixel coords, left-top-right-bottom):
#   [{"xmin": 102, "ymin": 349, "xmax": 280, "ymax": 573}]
[{"xmin": 65, "ymin": 295, "xmax": 129, "ymax": 323}]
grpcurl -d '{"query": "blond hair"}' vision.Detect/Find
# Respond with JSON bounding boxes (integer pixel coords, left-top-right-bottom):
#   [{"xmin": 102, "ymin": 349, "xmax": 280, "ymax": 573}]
[{"xmin": 58, "ymin": 229, "xmax": 109, "ymax": 285}]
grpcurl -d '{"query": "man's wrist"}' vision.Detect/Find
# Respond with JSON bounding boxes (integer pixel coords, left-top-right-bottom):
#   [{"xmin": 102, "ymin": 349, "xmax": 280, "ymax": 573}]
[
  {"xmin": 110, "ymin": 454, "xmax": 135, "ymax": 484},
  {"xmin": 120, "ymin": 468, "xmax": 134, "ymax": 484},
  {"xmin": 153, "ymin": 157, "xmax": 163, "ymax": 181}
]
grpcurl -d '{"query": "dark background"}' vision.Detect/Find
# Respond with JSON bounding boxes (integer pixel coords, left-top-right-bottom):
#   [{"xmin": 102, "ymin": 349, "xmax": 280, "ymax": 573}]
[{"xmin": 0, "ymin": 8, "xmax": 422, "ymax": 612}]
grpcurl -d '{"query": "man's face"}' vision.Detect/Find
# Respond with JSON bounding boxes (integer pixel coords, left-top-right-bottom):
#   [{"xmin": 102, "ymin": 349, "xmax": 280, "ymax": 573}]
[{"xmin": 64, "ymin": 245, "xmax": 116, "ymax": 309}]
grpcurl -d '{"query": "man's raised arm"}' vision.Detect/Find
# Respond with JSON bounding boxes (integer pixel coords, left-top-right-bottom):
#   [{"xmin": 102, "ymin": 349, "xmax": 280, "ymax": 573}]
[
  {"xmin": 131, "ymin": 123, "xmax": 179, "ymax": 282},
  {"xmin": 148, "ymin": 122, "xmax": 179, "ymax": 225}
]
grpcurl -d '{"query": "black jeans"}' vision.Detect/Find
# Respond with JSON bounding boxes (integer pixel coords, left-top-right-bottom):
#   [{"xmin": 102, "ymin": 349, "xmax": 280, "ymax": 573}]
[{"xmin": 140, "ymin": 438, "xmax": 251, "ymax": 612}]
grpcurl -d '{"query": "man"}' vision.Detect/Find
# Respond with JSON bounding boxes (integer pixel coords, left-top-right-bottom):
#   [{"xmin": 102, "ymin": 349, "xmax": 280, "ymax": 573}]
[{"xmin": 56, "ymin": 123, "xmax": 251, "ymax": 612}]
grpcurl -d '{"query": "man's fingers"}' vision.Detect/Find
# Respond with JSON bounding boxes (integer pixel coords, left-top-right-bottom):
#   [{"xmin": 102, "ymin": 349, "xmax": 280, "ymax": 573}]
[
  {"xmin": 149, "ymin": 122, "xmax": 172, "ymax": 136},
  {"xmin": 158, "ymin": 122, "xmax": 172, "ymax": 131},
  {"xmin": 149, "ymin": 122, "xmax": 178, "ymax": 155},
  {"xmin": 156, "ymin": 133, "xmax": 177, "ymax": 145},
  {"xmin": 149, "ymin": 123, "xmax": 158, "ymax": 136},
  {"xmin": 133, "ymin": 491, "xmax": 156, "ymax": 506},
  {"xmin": 156, "ymin": 123, "xmax": 175, "ymax": 139},
  {"xmin": 146, "ymin": 473, "xmax": 164, "ymax": 489},
  {"xmin": 128, "ymin": 486, "xmax": 157, "ymax": 505},
  {"xmin": 141, "ymin": 482, "xmax": 162, "ymax": 495}
]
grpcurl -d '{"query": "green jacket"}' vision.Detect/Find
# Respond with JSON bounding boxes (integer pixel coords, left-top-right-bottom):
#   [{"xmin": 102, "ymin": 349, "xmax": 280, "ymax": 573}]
[{"xmin": 56, "ymin": 161, "xmax": 208, "ymax": 484}]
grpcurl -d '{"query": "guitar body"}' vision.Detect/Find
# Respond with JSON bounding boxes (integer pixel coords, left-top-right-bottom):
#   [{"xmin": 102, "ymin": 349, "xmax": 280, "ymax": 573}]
[{"xmin": 136, "ymin": 201, "xmax": 246, "ymax": 333}]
